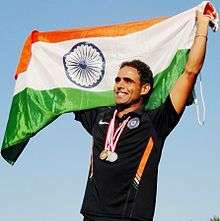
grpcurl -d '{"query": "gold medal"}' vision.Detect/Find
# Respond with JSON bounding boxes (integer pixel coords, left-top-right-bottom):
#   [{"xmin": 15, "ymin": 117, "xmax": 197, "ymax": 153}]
[{"xmin": 99, "ymin": 149, "xmax": 109, "ymax": 160}]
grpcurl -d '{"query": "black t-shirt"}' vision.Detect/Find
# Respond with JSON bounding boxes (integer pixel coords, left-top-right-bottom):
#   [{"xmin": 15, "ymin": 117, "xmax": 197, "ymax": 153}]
[{"xmin": 75, "ymin": 96, "xmax": 182, "ymax": 221}]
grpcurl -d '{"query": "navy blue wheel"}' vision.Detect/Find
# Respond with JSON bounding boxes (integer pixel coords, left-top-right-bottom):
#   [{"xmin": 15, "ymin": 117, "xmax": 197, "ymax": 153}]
[{"xmin": 63, "ymin": 42, "xmax": 105, "ymax": 88}]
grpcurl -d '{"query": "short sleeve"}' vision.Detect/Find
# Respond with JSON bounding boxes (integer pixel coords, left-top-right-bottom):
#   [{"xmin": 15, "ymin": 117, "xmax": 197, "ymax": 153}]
[
  {"xmin": 74, "ymin": 108, "xmax": 98, "ymax": 135},
  {"xmin": 147, "ymin": 95, "xmax": 183, "ymax": 138}
]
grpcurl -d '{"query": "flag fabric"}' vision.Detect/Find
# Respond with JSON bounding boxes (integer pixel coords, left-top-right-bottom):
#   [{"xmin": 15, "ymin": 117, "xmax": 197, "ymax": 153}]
[{"xmin": 1, "ymin": 2, "xmax": 209, "ymax": 165}]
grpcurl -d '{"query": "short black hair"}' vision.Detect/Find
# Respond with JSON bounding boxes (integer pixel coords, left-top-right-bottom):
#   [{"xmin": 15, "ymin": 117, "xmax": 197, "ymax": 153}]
[{"xmin": 120, "ymin": 59, "xmax": 154, "ymax": 102}]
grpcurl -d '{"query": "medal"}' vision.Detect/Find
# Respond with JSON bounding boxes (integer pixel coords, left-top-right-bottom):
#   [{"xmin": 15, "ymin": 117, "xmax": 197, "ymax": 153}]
[
  {"xmin": 99, "ymin": 149, "xmax": 109, "ymax": 160},
  {"xmin": 106, "ymin": 151, "xmax": 118, "ymax": 162},
  {"xmin": 100, "ymin": 110, "xmax": 130, "ymax": 163}
]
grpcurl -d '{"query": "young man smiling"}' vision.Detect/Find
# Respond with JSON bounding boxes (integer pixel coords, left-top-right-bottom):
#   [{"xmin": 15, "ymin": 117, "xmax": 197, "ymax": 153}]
[
  {"xmin": 75, "ymin": 11, "xmax": 212, "ymax": 221},
  {"xmin": 114, "ymin": 63, "xmax": 152, "ymax": 118}
]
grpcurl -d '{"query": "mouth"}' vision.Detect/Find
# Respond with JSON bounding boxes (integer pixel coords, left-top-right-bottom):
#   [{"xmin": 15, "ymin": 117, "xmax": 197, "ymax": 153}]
[
  {"xmin": 115, "ymin": 91, "xmax": 128, "ymax": 97},
  {"xmin": 116, "ymin": 92, "xmax": 128, "ymax": 97}
]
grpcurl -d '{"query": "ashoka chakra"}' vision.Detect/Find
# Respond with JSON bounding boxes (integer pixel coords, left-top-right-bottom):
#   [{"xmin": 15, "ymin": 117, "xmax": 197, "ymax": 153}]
[{"xmin": 63, "ymin": 42, "xmax": 105, "ymax": 88}]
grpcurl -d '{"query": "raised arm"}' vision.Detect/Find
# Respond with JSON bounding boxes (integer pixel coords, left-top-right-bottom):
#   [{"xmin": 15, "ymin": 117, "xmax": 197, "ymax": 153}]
[{"xmin": 170, "ymin": 11, "xmax": 211, "ymax": 114}]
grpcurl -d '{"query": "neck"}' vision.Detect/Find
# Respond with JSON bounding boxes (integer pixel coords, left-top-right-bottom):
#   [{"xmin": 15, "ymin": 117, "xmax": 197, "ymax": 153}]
[{"xmin": 116, "ymin": 99, "xmax": 144, "ymax": 118}]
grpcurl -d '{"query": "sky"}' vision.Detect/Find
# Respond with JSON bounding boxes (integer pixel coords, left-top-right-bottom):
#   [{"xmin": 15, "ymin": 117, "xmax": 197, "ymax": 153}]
[{"xmin": 0, "ymin": 1, "xmax": 219, "ymax": 221}]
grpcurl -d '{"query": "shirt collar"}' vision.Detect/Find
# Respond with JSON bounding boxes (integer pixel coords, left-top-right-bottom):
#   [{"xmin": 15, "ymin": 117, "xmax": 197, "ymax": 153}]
[{"xmin": 116, "ymin": 106, "xmax": 145, "ymax": 121}]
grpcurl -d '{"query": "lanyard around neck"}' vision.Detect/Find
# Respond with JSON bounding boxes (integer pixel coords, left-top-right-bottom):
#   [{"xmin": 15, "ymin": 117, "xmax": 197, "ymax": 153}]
[{"xmin": 104, "ymin": 110, "xmax": 130, "ymax": 153}]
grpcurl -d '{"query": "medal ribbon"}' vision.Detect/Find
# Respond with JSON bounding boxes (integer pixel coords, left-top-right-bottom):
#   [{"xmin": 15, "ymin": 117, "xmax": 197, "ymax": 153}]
[{"xmin": 104, "ymin": 110, "xmax": 130, "ymax": 153}]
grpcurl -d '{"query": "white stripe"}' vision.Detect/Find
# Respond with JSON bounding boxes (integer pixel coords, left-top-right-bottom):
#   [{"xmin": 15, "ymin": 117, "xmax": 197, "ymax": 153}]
[
  {"xmin": 134, "ymin": 177, "xmax": 140, "ymax": 184},
  {"xmin": 15, "ymin": 4, "xmax": 201, "ymax": 95}
]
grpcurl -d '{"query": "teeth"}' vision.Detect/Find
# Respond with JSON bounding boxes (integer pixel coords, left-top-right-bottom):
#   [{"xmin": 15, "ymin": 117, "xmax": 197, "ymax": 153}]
[{"xmin": 117, "ymin": 92, "xmax": 127, "ymax": 97}]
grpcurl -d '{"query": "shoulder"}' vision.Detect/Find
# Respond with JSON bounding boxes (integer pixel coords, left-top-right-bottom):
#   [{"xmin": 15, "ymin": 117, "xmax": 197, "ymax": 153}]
[
  {"xmin": 74, "ymin": 106, "xmax": 114, "ymax": 121},
  {"xmin": 146, "ymin": 95, "xmax": 179, "ymax": 118},
  {"xmin": 145, "ymin": 95, "xmax": 183, "ymax": 138}
]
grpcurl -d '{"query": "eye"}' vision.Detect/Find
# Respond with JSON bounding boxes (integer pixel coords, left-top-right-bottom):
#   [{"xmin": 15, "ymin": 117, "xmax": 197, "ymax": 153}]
[
  {"xmin": 115, "ymin": 77, "xmax": 121, "ymax": 83},
  {"xmin": 124, "ymin": 77, "xmax": 134, "ymax": 84}
]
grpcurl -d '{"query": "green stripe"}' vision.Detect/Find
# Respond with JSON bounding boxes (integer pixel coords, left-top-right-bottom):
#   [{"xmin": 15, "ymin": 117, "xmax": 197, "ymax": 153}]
[
  {"xmin": 146, "ymin": 49, "xmax": 189, "ymax": 109},
  {"xmin": 1, "ymin": 49, "xmax": 189, "ymax": 164},
  {"xmin": 1, "ymin": 88, "xmax": 115, "ymax": 165}
]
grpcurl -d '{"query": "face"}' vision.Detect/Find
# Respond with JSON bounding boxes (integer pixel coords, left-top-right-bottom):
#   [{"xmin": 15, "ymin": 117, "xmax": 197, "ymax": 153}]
[{"xmin": 114, "ymin": 66, "xmax": 150, "ymax": 106}]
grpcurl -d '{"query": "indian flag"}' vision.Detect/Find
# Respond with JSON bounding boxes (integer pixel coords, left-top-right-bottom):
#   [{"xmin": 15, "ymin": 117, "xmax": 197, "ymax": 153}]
[{"xmin": 1, "ymin": 3, "xmax": 204, "ymax": 165}]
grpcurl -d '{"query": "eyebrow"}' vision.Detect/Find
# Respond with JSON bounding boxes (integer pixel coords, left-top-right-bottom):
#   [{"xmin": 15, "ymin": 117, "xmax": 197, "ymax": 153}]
[{"xmin": 115, "ymin": 77, "xmax": 135, "ymax": 83}]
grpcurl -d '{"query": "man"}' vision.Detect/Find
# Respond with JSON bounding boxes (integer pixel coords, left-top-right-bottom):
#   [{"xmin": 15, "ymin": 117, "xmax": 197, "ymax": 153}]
[{"xmin": 75, "ymin": 11, "xmax": 211, "ymax": 221}]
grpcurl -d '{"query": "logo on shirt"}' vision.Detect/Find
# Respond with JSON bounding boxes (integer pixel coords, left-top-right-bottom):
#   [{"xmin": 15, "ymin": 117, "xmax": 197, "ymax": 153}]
[
  {"xmin": 127, "ymin": 117, "xmax": 140, "ymax": 129},
  {"xmin": 98, "ymin": 119, "xmax": 109, "ymax": 125},
  {"xmin": 63, "ymin": 42, "xmax": 105, "ymax": 88}
]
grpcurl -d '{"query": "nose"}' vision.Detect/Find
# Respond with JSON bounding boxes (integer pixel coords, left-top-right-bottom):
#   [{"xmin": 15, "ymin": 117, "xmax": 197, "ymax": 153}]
[{"xmin": 115, "ymin": 79, "xmax": 125, "ymax": 89}]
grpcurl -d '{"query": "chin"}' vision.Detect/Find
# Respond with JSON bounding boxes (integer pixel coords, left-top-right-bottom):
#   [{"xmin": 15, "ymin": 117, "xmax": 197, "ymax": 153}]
[
  {"xmin": 115, "ymin": 99, "xmax": 129, "ymax": 105},
  {"xmin": 115, "ymin": 96, "xmax": 129, "ymax": 104}
]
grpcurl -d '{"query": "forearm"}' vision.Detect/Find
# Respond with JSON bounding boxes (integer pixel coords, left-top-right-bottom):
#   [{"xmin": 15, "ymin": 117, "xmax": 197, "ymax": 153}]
[{"xmin": 185, "ymin": 16, "xmax": 209, "ymax": 75}]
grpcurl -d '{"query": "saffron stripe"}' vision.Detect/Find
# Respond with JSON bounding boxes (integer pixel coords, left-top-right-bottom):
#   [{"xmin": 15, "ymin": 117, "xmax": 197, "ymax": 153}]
[
  {"xmin": 15, "ymin": 17, "xmax": 166, "ymax": 78},
  {"xmin": 136, "ymin": 137, "xmax": 154, "ymax": 180}
]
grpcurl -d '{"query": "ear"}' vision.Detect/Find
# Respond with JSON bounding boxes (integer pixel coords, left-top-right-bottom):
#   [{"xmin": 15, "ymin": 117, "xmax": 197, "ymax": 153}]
[{"xmin": 140, "ymin": 83, "xmax": 151, "ymax": 96}]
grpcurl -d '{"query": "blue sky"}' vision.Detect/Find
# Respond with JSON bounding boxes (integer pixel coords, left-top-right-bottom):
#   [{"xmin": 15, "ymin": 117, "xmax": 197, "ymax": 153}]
[{"xmin": 0, "ymin": 1, "xmax": 219, "ymax": 221}]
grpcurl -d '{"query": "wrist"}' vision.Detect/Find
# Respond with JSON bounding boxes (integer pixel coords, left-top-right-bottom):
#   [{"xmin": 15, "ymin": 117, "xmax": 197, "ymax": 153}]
[{"xmin": 195, "ymin": 34, "xmax": 208, "ymax": 41}]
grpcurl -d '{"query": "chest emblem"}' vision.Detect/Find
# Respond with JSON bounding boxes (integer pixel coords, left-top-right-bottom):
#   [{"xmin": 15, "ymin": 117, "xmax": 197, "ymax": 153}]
[{"xmin": 127, "ymin": 117, "xmax": 140, "ymax": 129}]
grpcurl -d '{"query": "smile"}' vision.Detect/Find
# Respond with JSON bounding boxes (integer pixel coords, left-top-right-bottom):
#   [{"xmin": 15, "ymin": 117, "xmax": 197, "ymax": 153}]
[{"xmin": 116, "ymin": 91, "xmax": 128, "ymax": 97}]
